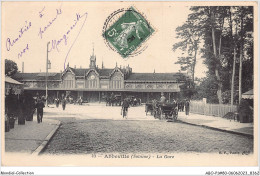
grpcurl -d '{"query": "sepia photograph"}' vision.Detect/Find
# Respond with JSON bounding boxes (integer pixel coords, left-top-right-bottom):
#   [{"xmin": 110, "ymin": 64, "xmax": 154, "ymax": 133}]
[{"xmin": 1, "ymin": 1, "xmax": 258, "ymax": 174}]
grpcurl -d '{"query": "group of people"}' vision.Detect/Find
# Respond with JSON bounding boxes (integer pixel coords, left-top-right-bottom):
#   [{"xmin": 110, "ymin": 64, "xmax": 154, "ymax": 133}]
[
  {"xmin": 159, "ymin": 93, "xmax": 190, "ymax": 116},
  {"xmin": 54, "ymin": 97, "xmax": 68, "ymax": 110},
  {"xmin": 5, "ymin": 90, "xmax": 48, "ymax": 124}
]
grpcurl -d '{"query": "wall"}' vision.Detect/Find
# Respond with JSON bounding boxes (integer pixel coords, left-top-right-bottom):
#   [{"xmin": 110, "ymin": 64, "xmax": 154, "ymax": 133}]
[
  {"xmin": 110, "ymin": 71, "xmax": 124, "ymax": 89},
  {"xmin": 85, "ymin": 70, "xmax": 99, "ymax": 89}
]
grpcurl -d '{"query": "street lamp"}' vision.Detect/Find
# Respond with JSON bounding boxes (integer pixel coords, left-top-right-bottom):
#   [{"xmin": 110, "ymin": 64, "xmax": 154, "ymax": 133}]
[{"xmin": 46, "ymin": 42, "xmax": 51, "ymax": 106}]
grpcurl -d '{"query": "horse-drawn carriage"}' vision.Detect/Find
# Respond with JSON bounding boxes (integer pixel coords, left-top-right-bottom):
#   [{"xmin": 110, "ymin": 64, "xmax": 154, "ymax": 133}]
[
  {"xmin": 155, "ymin": 103, "xmax": 178, "ymax": 120},
  {"xmin": 146, "ymin": 101, "xmax": 178, "ymax": 120}
]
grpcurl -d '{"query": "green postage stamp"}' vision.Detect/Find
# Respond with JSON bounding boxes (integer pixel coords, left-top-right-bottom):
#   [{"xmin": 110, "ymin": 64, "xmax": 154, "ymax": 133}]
[{"xmin": 103, "ymin": 7, "xmax": 155, "ymax": 58}]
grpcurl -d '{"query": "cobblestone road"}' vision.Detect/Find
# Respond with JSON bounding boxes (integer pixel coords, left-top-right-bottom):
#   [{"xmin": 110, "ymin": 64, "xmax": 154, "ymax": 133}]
[{"xmin": 44, "ymin": 104, "xmax": 253, "ymax": 154}]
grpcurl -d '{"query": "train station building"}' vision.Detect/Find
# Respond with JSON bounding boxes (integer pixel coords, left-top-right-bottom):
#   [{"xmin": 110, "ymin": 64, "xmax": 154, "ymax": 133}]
[{"xmin": 13, "ymin": 50, "xmax": 188, "ymax": 103}]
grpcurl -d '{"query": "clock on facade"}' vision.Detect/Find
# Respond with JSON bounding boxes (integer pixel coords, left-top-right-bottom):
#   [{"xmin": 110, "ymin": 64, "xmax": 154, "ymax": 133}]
[{"xmin": 90, "ymin": 75, "xmax": 95, "ymax": 80}]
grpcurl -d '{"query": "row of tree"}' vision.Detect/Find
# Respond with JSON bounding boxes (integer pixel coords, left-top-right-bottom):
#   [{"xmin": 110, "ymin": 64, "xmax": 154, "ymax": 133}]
[{"xmin": 173, "ymin": 6, "xmax": 253, "ymax": 104}]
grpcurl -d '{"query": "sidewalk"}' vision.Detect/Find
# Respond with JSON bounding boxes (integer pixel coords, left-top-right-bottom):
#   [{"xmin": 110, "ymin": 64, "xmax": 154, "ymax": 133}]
[
  {"xmin": 5, "ymin": 117, "xmax": 60, "ymax": 155},
  {"xmin": 177, "ymin": 111, "xmax": 254, "ymax": 137}
]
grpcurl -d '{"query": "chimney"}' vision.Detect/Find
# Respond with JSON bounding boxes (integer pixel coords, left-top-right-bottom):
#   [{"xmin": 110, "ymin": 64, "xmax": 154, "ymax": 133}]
[
  {"xmin": 22, "ymin": 62, "xmax": 24, "ymax": 73},
  {"xmin": 80, "ymin": 65, "xmax": 82, "ymax": 69},
  {"xmin": 74, "ymin": 65, "xmax": 76, "ymax": 69},
  {"xmin": 40, "ymin": 69, "xmax": 41, "ymax": 72}
]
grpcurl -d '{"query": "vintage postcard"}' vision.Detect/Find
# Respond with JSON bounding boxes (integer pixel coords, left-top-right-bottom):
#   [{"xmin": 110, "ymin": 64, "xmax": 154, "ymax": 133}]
[{"xmin": 1, "ymin": 1, "xmax": 258, "ymax": 170}]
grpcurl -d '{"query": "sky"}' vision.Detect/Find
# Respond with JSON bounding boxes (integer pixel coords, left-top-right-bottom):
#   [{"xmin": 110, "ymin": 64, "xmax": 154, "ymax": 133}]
[{"xmin": 2, "ymin": 2, "xmax": 208, "ymax": 78}]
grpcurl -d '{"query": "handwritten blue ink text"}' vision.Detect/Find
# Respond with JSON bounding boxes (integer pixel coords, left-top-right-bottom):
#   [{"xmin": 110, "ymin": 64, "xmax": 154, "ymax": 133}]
[
  {"xmin": 18, "ymin": 44, "xmax": 29, "ymax": 59},
  {"xmin": 38, "ymin": 8, "xmax": 62, "ymax": 39},
  {"xmin": 6, "ymin": 21, "xmax": 32, "ymax": 51},
  {"xmin": 39, "ymin": 6, "xmax": 45, "ymax": 18},
  {"xmin": 49, "ymin": 12, "xmax": 88, "ymax": 54}
]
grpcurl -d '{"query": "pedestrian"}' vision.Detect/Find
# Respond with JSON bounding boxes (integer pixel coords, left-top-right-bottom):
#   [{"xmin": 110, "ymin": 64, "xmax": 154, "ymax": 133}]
[
  {"xmin": 177, "ymin": 99, "xmax": 181, "ymax": 111},
  {"xmin": 24, "ymin": 92, "xmax": 35, "ymax": 121},
  {"xmin": 160, "ymin": 93, "xmax": 166, "ymax": 104},
  {"xmin": 185, "ymin": 99, "xmax": 190, "ymax": 116},
  {"xmin": 55, "ymin": 98, "xmax": 60, "ymax": 108},
  {"xmin": 181, "ymin": 100, "xmax": 185, "ymax": 112},
  {"xmin": 78, "ymin": 96, "xmax": 83, "ymax": 105},
  {"xmin": 18, "ymin": 93, "xmax": 26, "ymax": 125},
  {"xmin": 121, "ymin": 98, "xmax": 130, "ymax": 119},
  {"xmin": 35, "ymin": 97, "xmax": 45, "ymax": 123},
  {"xmin": 61, "ymin": 97, "xmax": 66, "ymax": 110}
]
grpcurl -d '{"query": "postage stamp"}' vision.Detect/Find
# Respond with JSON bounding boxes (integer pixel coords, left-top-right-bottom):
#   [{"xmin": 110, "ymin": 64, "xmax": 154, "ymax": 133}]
[{"xmin": 103, "ymin": 6, "xmax": 154, "ymax": 58}]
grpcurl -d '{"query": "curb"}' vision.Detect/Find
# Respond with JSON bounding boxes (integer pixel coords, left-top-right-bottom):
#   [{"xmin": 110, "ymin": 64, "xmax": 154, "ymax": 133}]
[
  {"xmin": 177, "ymin": 120, "xmax": 253, "ymax": 139},
  {"xmin": 31, "ymin": 120, "xmax": 61, "ymax": 156}
]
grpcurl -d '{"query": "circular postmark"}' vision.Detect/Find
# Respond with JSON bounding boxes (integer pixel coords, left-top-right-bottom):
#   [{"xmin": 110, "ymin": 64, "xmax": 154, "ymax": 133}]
[{"xmin": 102, "ymin": 6, "xmax": 155, "ymax": 59}]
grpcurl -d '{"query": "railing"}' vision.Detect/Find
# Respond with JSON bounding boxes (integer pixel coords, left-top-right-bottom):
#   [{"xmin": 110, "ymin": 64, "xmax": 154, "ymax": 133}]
[{"xmin": 190, "ymin": 100, "xmax": 237, "ymax": 117}]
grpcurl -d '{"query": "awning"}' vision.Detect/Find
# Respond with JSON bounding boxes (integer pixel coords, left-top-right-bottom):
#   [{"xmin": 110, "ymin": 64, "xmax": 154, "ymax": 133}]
[
  {"xmin": 242, "ymin": 89, "xmax": 253, "ymax": 99},
  {"xmin": 24, "ymin": 87, "xmax": 180, "ymax": 92},
  {"xmin": 5, "ymin": 76, "xmax": 24, "ymax": 95},
  {"xmin": 5, "ymin": 76, "xmax": 23, "ymax": 85}
]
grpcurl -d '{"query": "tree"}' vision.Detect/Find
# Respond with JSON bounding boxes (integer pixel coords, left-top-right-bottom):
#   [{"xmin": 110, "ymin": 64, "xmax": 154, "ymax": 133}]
[
  {"xmin": 187, "ymin": 6, "xmax": 253, "ymax": 104},
  {"xmin": 173, "ymin": 18, "xmax": 201, "ymax": 84},
  {"xmin": 5, "ymin": 59, "xmax": 18, "ymax": 77},
  {"xmin": 179, "ymin": 77, "xmax": 196, "ymax": 99},
  {"xmin": 174, "ymin": 6, "xmax": 253, "ymax": 104},
  {"xmin": 192, "ymin": 74, "xmax": 219, "ymax": 103}
]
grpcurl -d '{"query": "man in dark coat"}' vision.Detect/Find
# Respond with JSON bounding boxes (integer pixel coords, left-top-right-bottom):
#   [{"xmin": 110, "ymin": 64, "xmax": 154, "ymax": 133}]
[
  {"xmin": 18, "ymin": 93, "xmax": 26, "ymax": 125},
  {"xmin": 36, "ymin": 98, "xmax": 45, "ymax": 123},
  {"xmin": 185, "ymin": 100, "xmax": 190, "ymax": 116},
  {"xmin": 25, "ymin": 92, "xmax": 35, "ymax": 121},
  {"xmin": 121, "ymin": 98, "xmax": 130, "ymax": 118},
  {"xmin": 61, "ymin": 97, "xmax": 66, "ymax": 110}
]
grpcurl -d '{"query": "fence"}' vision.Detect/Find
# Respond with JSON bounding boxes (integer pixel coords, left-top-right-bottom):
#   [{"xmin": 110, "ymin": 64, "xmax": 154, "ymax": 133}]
[{"xmin": 190, "ymin": 100, "xmax": 237, "ymax": 117}]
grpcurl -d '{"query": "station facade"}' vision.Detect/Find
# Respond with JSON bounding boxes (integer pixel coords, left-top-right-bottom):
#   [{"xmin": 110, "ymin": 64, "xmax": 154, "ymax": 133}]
[{"xmin": 13, "ymin": 51, "xmax": 188, "ymax": 103}]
